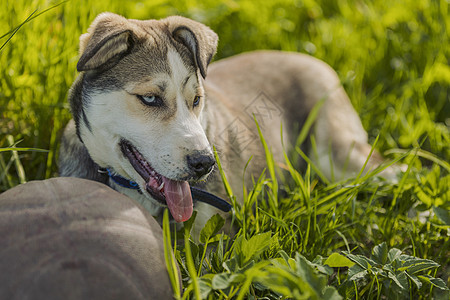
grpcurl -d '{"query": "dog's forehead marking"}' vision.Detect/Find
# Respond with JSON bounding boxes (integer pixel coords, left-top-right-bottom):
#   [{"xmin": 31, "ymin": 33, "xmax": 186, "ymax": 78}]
[{"xmin": 167, "ymin": 47, "xmax": 193, "ymax": 96}]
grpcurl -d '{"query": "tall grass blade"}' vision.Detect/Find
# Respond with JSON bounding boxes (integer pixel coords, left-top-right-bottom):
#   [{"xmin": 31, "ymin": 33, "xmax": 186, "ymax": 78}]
[
  {"xmin": 254, "ymin": 116, "xmax": 278, "ymax": 212},
  {"xmin": 385, "ymin": 148, "xmax": 450, "ymax": 172},
  {"xmin": 6, "ymin": 136, "xmax": 26, "ymax": 184},
  {"xmin": 295, "ymin": 97, "xmax": 326, "ymax": 147},
  {"xmin": 213, "ymin": 146, "xmax": 233, "ymax": 199},
  {"xmin": 354, "ymin": 135, "xmax": 380, "ymax": 182},
  {"xmin": 0, "ymin": 9, "xmax": 37, "ymax": 52},
  {"xmin": 0, "ymin": 148, "xmax": 49, "ymax": 153},
  {"xmin": 184, "ymin": 223, "xmax": 201, "ymax": 299},
  {"xmin": 295, "ymin": 146, "xmax": 330, "ymax": 184},
  {"xmin": 0, "ymin": 1, "xmax": 68, "ymax": 40},
  {"xmin": 162, "ymin": 209, "xmax": 181, "ymax": 299}
]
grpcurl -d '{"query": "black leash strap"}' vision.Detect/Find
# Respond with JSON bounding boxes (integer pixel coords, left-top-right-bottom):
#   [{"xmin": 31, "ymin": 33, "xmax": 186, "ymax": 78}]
[
  {"xmin": 190, "ymin": 187, "xmax": 232, "ymax": 212},
  {"xmin": 103, "ymin": 167, "xmax": 231, "ymax": 212}
]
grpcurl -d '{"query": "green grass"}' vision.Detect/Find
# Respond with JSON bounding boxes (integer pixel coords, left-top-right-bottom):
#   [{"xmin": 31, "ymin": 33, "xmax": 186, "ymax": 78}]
[{"xmin": 1, "ymin": 0, "xmax": 449, "ymax": 298}]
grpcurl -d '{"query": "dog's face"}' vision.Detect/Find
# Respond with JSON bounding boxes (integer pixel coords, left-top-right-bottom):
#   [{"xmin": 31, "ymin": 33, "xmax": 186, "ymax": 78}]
[{"xmin": 71, "ymin": 13, "xmax": 218, "ymax": 222}]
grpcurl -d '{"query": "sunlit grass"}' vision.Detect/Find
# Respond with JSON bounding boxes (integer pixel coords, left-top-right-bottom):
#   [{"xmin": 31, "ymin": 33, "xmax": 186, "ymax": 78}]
[
  {"xmin": 172, "ymin": 129, "xmax": 448, "ymax": 299},
  {"xmin": 1, "ymin": 0, "xmax": 448, "ymax": 298}
]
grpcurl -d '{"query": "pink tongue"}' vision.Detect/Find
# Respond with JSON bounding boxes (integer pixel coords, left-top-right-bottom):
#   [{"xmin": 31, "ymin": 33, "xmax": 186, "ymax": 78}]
[{"xmin": 162, "ymin": 177, "xmax": 193, "ymax": 222}]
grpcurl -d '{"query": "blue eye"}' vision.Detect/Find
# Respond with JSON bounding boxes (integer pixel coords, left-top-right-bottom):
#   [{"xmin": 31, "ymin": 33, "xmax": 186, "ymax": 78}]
[
  {"xmin": 193, "ymin": 96, "xmax": 201, "ymax": 107},
  {"xmin": 137, "ymin": 95, "xmax": 163, "ymax": 107}
]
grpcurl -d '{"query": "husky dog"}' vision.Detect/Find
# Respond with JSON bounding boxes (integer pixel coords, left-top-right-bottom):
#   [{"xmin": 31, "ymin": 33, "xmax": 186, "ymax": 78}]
[{"xmin": 59, "ymin": 13, "xmax": 398, "ymax": 229}]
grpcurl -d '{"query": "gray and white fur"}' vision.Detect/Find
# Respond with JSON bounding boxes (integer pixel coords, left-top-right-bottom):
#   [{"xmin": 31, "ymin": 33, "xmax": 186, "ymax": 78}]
[{"xmin": 59, "ymin": 13, "xmax": 401, "ymax": 233}]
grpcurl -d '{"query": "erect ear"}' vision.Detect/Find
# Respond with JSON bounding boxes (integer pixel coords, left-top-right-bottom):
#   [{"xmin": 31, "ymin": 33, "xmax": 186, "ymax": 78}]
[
  {"xmin": 77, "ymin": 12, "xmax": 135, "ymax": 72},
  {"xmin": 165, "ymin": 16, "xmax": 218, "ymax": 79}
]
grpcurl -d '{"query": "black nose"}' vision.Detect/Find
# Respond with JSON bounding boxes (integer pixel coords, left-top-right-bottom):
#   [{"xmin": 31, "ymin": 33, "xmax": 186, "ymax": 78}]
[{"xmin": 187, "ymin": 151, "xmax": 215, "ymax": 178}]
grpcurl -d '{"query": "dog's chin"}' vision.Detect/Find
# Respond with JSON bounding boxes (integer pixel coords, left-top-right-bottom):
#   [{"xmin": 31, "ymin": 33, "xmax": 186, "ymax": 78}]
[{"xmin": 119, "ymin": 139, "xmax": 194, "ymax": 222}]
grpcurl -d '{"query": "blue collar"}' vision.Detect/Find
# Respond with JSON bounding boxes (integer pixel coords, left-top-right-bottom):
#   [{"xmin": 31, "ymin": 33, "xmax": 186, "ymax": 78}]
[
  {"xmin": 103, "ymin": 168, "xmax": 231, "ymax": 212},
  {"xmin": 106, "ymin": 168, "xmax": 140, "ymax": 190}
]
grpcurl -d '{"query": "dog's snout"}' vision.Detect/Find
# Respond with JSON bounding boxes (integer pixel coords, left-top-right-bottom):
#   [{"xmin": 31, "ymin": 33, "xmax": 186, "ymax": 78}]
[{"xmin": 187, "ymin": 151, "xmax": 215, "ymax": 178}]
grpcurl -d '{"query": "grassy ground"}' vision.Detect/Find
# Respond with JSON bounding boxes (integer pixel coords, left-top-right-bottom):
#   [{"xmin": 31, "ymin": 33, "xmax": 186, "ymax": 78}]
[{"xmin": 1, "ymin": 0, "xmax": 449, "ymax": 298}]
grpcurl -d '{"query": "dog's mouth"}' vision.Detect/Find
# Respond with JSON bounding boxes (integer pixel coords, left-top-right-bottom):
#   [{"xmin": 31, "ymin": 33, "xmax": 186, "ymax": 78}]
[{"xmin": 120, "ymin": 140, "xmax": 193, "ymax": 222}]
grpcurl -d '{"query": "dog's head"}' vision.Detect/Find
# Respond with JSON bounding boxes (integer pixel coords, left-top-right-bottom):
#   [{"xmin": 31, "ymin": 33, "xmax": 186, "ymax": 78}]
[{"xmin": 70, "ymin": 13, "xmax": 218, "ymax": 222}]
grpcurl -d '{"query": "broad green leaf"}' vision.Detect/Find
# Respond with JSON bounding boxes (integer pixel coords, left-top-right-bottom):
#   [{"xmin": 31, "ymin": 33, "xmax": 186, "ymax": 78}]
[
  {"xmin": 387, "ymin": 248, "xmax": 402, "ymax": 263},
  {"xmin": 240, "ymin": 260, "xmax": 256, "ymax": 273},
  {"xmin": 288, "ymin": 254, "xmax": 331, "ymax": 278},
  {"xmin": 183, "ymin": 210, "xmax": 197, "ymax": 235},
  {"xmin": 201, "ymin": 273, "xmax": 215, "ymax": 280},
  {"xmin": 346, "ymin": 254, "xmax": 376, "ymax": 269},
  {"xmin": 348, "ymin": 270, "xmax": 368, "ymax": 282},
  {"xmin": 399, "ymin": 257, "xmax": 439, "ymax": 274},
  {"xmin": 257, "ymin": 265, "xmax": 317, "ymax": 298},
  {"xmin": 241, "ymin": 232, "xmax": 273, "ymax": 265},
  {"xmin": 271, "ymin": 257, "xmax": 289, "ymax": 269},
  {"xmin": 388, "ymin": 271, "xmax": 409, "ymax": 290},
  {"xmin": 324, "ymin": 253, "xmax": 355, "ymax": 268},
  {"xmin": 207, "ymin": 233, "xmax": 229, "ymax": 243},
  {"xmin": 405, "ymin": 272, "xmax": 422, "ymax": 290},
  {"xmin": 348, "ymin": 264, "xmax": 368, "ymax": 281},
  {"xmin": 294, "ymin": 253, "xmax": 312, "ymax": 278},
  {"xmin": 273, "ymin": 253, "xmax": 296, "ymax": 270},
  {"xmin": 417, "ymin": 275, "xmax": 449, "ymax": 290},
  {"xmin": 211, "ymin": 234, "xmax": 224, "ymax": 270},
  {"xmin": 255, "ymin": 271, "xmax": 298, "ymax": 298},
  {"xmin": 278, "ymin": 250, "xmax": 290, "ymax": 265},
  {"xmin": 211, "ymin": 273, "xmax": 245, "ymax": 289},
  {"xmin": 433, "ymin": 206, "xmax": 450, "ymax": 225},
  {"xmin": 198, "ymin": 277, "xmax": 212, "ymax": 298},
  {"xmin": 244, "ymin": 261, "xmax": 271, "ymax": 278},
  {"xmin": 383, "ymin": 263, "xmax": 394, "ymax": 274},
  {"xmin": 415, "ymin": 186, "xmax": 434, "ymax": 206},
  {"xmin": 231, "ymin": 235, "xmax": 244, "ymax": 257},
  {"xmin": 311, "ymin": 263, "xmax": 334, "ymax": 276},
  {"xmin": 311, "ymin": 255, "xmax": 334, "ymax": 275},
  {"xmin": 371, "ymin": 266, "xmax": 384, "ymax": 277},
  {"xmin": 188, "ymin": 241, "xmax": 200, "ymax": 267},
  {"xmin": 199, "ymin": 213, "xmax": 225, "ymax": 243},
  {"xmin": 322, "ymin": 286, "xmax": 343, "ymax": 300},
  {"xmin": 293, "ymin": 253, "xmax": 333, "ymax": 295},
  {"xmin": 223, "ymin": 256, "xmax": 239, "ymax": 273},
  {"xmin": 372, "ymin": 242, "xmax": 389, "ymax": 265}
]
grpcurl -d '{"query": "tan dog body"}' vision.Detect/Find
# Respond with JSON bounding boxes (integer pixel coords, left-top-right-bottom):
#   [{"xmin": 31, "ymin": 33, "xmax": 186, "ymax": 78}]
[{"xmin": 59, "ymin": 13, "xmax": 396, "ymax": 230}]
